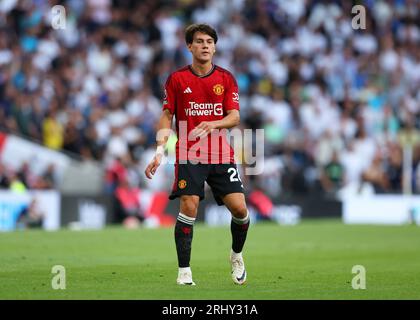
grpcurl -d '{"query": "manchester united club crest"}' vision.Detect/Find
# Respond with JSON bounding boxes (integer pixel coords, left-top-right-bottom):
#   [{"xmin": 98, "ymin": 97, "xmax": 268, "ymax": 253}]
[
  {"xmin": 213, "ymin": 84, "xmax": 224, "ymax": 95},
  {"xmin": 178, "ymin": 179, "xmax": 187, "ymax": 189}
]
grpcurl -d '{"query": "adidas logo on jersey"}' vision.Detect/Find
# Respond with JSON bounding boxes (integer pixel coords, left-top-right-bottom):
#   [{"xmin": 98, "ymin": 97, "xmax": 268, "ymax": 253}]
[{"xmin": 184, "ymin": 87, "xmax": 192, "ymax": 94}]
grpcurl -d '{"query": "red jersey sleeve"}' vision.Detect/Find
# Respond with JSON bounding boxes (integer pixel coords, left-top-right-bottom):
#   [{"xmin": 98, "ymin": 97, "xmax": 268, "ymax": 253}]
[
  {"xmin": 223, "ymin": 72, "xmax": 240, "ymax": 112},
  {"xmin": 162, "ymin": 74, "xmax": 176, "ymax": 114}
]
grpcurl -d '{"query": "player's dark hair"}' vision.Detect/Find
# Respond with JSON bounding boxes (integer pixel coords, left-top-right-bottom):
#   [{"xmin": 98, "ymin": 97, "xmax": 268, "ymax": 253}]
[{"xmin": 185, "ymin": 24, "xmax": 218, "ymax": 44}]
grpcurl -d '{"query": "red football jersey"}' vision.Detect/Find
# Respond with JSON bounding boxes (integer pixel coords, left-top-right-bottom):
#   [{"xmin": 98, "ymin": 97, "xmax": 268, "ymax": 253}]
[{"xmin": 163, "ymin": 64, "xmax": 240, "ymax": 164}]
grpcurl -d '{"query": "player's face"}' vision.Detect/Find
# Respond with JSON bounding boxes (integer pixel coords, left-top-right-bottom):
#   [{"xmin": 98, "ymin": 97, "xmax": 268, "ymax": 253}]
[{"xmin": 188, "ymin": 32, "xmax": 216, "ymax": 64}]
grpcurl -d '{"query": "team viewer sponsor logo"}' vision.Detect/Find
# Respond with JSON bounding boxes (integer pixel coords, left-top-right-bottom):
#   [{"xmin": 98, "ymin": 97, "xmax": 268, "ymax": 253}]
[{"xmin": 185, "ymin": 102, "xmax": 223, "ymax": 116}]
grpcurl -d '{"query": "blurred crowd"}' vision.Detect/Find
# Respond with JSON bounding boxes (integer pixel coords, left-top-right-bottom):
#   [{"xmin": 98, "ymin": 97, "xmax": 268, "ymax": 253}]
[
  {"xmin": 0, "ymin": 0, "xmax": 420, "ymax": 200},
  {"xmin": 0, "ymin": 161, "xmax": 58, "ymax": 191}
]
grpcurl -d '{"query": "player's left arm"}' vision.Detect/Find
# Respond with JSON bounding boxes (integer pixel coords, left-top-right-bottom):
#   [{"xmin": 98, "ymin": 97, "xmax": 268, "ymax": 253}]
[
  {"xmin": 191, "ymin": 109, "xmax": 239, "ymax": 138},
  {"xmin": 213, "ymin": 109, "xmax": 240, "ymax": 129}
]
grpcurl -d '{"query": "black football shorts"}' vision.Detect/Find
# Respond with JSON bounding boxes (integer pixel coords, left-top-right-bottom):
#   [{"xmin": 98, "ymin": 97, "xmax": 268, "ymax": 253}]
[{"xmin": 169, "ymin": 161, "xmax": 245, "ymax": 206}]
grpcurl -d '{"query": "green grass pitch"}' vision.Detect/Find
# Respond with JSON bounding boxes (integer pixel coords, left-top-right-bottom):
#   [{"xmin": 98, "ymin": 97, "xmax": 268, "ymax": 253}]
[{"xmin": 1, "ymin": 219, "xmax": 419, "ymax": 300}]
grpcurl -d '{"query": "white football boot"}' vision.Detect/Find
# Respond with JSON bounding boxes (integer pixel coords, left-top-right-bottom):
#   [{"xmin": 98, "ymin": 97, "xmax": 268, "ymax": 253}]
[
  {"xmin": 230, "ymin": 250, "xmax": 247, "ymax": 285},
  {"xmin": 176, "ymin": 267, "xmax": 196, "ymax": 286}
]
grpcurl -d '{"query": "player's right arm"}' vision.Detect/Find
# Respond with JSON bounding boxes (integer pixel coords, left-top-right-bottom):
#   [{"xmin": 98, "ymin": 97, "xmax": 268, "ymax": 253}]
[
  {"xmin": 145, "ymin": 74, "xmax": 176, "ymax": 179},
  {"xmin": 144, "ymin": 109, "xmax": 173, "ymax": 179}
]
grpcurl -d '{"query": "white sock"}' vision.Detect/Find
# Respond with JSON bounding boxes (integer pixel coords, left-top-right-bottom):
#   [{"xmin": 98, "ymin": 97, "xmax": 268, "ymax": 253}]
[
  {"xmin": 177, "ymin": 213, "xmax": 196, "ymax": 225},
  {"xmin": 179, "ymin": 267, "xmax": 191, "ymax": 274},
  {"xmin": 231, "ymin": 249, "xmax": 242, "ymax": 259}
]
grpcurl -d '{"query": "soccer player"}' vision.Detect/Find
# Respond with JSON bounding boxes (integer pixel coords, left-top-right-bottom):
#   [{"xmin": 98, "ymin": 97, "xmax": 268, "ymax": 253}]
[{"xmin": 145, "ymin": 24, "xmax": 250, "ymax": 286}]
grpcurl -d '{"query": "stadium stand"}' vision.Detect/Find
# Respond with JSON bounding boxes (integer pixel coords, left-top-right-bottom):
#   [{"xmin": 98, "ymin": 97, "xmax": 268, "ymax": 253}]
[{"xmin": 0, "ymin": 0, "xmax": 419, "ymax": 203}]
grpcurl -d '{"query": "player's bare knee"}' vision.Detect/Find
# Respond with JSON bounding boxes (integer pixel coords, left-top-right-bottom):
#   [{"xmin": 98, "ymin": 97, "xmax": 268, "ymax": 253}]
[
  {"xmin": 230, "ymin": 205, "xmax": 248, "ymax": 219},
  {"xmin": 180, "ymin": 197, "xmax": 199, "ymax": 217}
]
